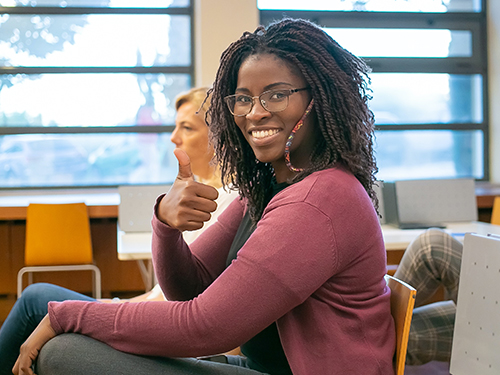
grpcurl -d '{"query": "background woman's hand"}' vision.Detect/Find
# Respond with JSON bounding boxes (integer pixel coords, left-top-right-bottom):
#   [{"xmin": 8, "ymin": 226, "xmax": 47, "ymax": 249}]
[
  {"xmin": 157, "ymin": 149, "xmax": 219, "ymax": 231},
  {"xmin": 13, "ymin": 314, "xmax": 56, "ymax": 375}
]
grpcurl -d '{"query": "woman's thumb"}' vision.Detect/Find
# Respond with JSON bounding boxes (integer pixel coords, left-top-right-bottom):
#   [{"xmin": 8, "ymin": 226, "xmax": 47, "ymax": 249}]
[{"xmin": 174, "ymin": 148, "xmax": 194, "ymax": 180}]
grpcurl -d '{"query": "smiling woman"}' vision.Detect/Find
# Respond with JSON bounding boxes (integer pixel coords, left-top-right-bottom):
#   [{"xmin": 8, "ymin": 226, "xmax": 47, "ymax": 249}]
[{"xmin": 11, "ymin": 18, "xmax": 394, "ymax": 375}]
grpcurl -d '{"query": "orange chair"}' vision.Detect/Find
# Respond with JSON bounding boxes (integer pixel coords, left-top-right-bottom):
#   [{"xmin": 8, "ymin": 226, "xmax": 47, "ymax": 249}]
[
  {"xmin": 491, "ymin": 196, "xmax": 500, "ymax": 226},
  {"xmin": 17, "ymin": 202, "xmax": 101, "ymax": 299},
  {"xmin": 385, "ymin": 274, "xmax": 417, "ymax": 375}
]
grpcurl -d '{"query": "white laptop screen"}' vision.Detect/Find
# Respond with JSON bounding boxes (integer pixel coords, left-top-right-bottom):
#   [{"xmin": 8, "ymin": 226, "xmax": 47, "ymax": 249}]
[{"xmin": 118, "ymin": 184, "xmax": 171, "ymax": 233}]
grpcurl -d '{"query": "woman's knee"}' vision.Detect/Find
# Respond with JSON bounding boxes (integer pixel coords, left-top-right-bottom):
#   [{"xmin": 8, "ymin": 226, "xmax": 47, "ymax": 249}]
[
  {"xmin": 406, "ymin": 228, "xmax": 454, "ymax": 260},
  {"xmin": 21, "ymin": 283, "xmax": 60, "ymax": 301},
  {"xmin": 36, "ymin": 334, "xmax": 90, "ymax": 375},
  {"xmin": 36, "ymin": 335, "xmax": 68, "ymax": 374},
  {"xmin": 19, "ymin": 283, "xmax": 61, "ymax": 312}
]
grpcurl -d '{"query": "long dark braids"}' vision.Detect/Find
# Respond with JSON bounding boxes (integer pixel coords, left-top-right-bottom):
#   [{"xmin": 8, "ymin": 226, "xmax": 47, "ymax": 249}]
[{"xmin": 208, "ymin": 18, "xmax": 378, "ymax": 222}]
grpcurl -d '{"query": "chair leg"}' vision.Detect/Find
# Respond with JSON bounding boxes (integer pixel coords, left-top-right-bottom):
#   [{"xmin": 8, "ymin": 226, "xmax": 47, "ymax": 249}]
[
  {"xmin": 92, "ymin": 270, "xmax": 96, "ymax": 298},
  {"xmin": 17, "ymin": 269, "xmax": 25, "ymax": 299},
  {"xmin": 92, "ymin": 266, "xmax": 102, "ymax": 299},
  {"xmin": 18, "ymin": 266, "xmax": 102, "ymax": 299}
]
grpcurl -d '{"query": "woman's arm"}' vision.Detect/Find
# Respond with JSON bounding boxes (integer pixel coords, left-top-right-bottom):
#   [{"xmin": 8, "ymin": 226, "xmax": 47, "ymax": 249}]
[
  {"xmin": 13, "ymin": 315, "xmax": 55, "ymax": 375},
  {"xmin": 47, "ymin": 199, "xmax": 338, "ymax": 358},
  {"xmin": 151, "ymin": 197, "xmax": 244, "ymax": 301}
]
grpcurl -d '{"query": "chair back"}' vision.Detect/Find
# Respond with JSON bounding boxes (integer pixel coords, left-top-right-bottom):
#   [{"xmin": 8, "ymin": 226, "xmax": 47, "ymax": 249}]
[
  {"xmin": 385, "ymin": 274, "xmax": 416, "ymax": 375},
  {"xmin": 25, "ymin": 202, "xmax": 93, "ymax": 266},
  {"xmin": 491, "ymin": 196, "xmax": 500, "ymax": 226}
]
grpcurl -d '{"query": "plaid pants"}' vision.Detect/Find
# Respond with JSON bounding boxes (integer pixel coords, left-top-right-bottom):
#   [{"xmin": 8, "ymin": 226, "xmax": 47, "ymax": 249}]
[{"xmin": 394, "ymin": 228, "xmax": 463, "ymax": 365}]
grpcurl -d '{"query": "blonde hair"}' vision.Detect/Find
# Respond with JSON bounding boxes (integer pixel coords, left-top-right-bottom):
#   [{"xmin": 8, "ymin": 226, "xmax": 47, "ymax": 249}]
[
  {"xmin": 175, "ymin": 87, "xmax": 211, "ymax": 116},
  {"xmin": 174, "ymin": 86, "xmax": 221, "ymax": 188}
]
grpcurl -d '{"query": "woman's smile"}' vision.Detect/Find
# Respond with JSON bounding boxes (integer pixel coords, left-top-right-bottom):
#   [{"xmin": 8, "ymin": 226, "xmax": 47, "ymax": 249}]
[
  {"xmin": 251, "ymin": 128, "xmax": 280, "ymax": 140},
  {"xmin": 248, "ymin": 127, "xmax": 283, "ymax": 148}
]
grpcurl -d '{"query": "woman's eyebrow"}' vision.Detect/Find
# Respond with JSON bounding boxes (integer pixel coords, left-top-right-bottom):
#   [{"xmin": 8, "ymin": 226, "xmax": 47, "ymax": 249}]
[
  {"xmin": 234, "ymin": 82, "xmax": 294, "ymax": 93},
  {"xmin": 264, "ymin": 82, "xmax": 293, "ymax": 91}
]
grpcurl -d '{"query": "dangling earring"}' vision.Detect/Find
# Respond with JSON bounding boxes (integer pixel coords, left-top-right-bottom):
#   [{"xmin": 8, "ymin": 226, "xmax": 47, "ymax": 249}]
[{"xmin": 284, "ymin": 99, "xmax": 314, "ymax": 173}]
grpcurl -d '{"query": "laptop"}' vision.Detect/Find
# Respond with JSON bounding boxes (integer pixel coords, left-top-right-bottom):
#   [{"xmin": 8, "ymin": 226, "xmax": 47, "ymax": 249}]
[
  {"xmin": 118, "ymin": 184, "xmax": 172, "ymax": 233},
  {"xmin": 382, "ymin": 178, "xmax": 477, "ymax": 229}
]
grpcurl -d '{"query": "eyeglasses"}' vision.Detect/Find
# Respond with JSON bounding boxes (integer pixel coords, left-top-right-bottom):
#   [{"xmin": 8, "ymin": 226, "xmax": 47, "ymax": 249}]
[{"xmin": 224, "ymin": 87, "xmax": 309, "ymax": 117}]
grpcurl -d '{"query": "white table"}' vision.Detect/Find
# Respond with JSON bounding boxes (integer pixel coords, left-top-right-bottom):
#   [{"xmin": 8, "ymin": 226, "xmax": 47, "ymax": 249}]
[
  {"xmin": 382, "ymin": 221, "xmax": 500, "ymax": 251},
  {"xmin": 118, "ymin": 221, "xmax": 500, "ymax": 290},
  {"xmin": 117, "ymin": 230, "xmax": 154, "ymax": 290}
]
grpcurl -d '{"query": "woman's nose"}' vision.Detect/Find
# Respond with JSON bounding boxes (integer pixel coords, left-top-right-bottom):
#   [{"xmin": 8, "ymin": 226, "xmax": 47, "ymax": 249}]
[
  {"xmin": 246, "ymin": 99, "xmax": 271, "ymax": 122},
  {"xmin": 170, "ymin": 129, "xmax": 181, "ymax": 146}
]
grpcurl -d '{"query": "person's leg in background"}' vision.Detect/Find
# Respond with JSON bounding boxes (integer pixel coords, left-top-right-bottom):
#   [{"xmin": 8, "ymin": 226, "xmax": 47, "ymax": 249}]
[
  {"xmin": 0, "ymin": 283, "xmax": 95, "ymax": 375},
  {"xmin": 37, "ymin": 334, "xmax": 266, "ymax": 375},
  {"xmin": 394, "ymin": 228, "xmax": 463, "ymax": 365},
  {"xmin": 395, "ymin": 228, "xmax": 463, "ymax": 306}
]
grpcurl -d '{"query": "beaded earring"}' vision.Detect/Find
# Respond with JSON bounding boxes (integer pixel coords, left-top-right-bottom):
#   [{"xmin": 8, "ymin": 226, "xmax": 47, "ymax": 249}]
[{"xmin": 284, "ymin": 99, "xmax": 314, "ymax": 173}]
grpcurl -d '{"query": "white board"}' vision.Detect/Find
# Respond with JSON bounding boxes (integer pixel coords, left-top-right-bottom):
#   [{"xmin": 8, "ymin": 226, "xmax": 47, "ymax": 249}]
[{"xmin": 450, "ymin": 233, "xmax": 500, "ymax": 375}]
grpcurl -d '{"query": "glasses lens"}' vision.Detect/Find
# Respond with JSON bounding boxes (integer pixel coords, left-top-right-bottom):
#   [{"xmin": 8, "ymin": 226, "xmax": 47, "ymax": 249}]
[
  {"xmin": 226, "ymin": 94, "xmax": 252, "ymax": 116},
  {"xmin": 261, "ymin": 90, "xmax": 289, "ymax": 113}
]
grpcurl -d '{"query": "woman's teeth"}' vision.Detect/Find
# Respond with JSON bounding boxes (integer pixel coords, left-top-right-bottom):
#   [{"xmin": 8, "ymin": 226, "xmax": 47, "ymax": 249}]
[{"xmin": 252, "ymin": 129, "xmax": 279, "ymax": 139}]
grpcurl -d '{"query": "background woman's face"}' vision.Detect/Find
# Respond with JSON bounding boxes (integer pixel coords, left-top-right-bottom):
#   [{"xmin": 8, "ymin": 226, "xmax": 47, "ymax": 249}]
[
  {"xmin": 233, "ymin": 53, "xmax": 317, "ymax": 180},
  {"xmin": 171, "ymin": 102, "xmax": 214, "ymax": 178}
]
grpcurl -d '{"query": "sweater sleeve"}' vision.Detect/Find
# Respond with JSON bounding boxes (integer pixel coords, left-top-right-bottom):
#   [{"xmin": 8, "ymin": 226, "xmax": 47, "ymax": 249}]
[
  {"xmin": 48, "ymin": 196, "xmax": 339, "ymax": 358},
  {"xmin": 151, "ymin": 196, "xmax": 245, "ymax": 301}
]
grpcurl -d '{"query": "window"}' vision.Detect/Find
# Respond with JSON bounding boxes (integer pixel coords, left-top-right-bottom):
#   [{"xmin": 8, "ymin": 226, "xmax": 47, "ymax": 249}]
[
  {"xmin": 259, "ymin": 0, "xmax": 488, "ymax": 181},
  {"xmin": 0, "ymin": 0, "xmax": 192, "ymax": 188}
]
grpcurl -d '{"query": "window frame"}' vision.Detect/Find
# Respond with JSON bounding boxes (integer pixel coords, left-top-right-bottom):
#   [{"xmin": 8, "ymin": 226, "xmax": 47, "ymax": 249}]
[
  {"xmin": 260, "ymin": 1, "xmax": 489, "ymax": 180},
  {"xmin": 0, "ymin": 4, "xmax": 194, "ymax": 137}
]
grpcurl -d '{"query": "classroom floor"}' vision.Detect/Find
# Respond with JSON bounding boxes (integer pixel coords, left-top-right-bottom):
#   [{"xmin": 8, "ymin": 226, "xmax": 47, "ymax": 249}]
[{"xmin": 405, "ymin": 361, "xmax": 450, "ymax": 375}]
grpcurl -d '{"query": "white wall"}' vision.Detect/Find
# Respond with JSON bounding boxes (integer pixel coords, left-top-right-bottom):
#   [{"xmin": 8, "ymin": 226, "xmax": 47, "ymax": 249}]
[
  {"xmin": 194, "ymin": 0, "xmax": 259, "ymax": 87},
  {"xmin": 488, "ymin": 0, "xmax": 500, "ymax": 182}
]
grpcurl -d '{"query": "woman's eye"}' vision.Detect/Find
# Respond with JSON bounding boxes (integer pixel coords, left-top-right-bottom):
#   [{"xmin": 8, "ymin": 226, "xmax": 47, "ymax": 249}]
[
  {"xmin": 269, "ymin": 91, "xmax": 287, "ymax": 101},
  {"xmin": 235, "ymin": 95, "xmax": 252, "ymax": 104}
]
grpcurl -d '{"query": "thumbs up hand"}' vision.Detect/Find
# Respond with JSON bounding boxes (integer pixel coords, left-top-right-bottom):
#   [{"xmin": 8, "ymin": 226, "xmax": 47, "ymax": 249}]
[{"xmin": 157, "ymin": 149, "xmax": 219, "ymax": 231}]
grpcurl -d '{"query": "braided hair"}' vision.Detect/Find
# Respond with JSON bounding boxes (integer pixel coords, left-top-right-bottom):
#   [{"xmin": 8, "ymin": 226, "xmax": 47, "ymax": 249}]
[{"xmin": 208, "ymin": 18, "xmax": 378, "ymax": 222}]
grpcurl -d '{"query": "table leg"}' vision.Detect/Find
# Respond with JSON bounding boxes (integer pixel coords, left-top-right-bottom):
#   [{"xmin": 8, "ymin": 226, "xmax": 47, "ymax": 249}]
[{"xmin": 136, "ymin": 259, "xmax": 155, "ymax": 291}]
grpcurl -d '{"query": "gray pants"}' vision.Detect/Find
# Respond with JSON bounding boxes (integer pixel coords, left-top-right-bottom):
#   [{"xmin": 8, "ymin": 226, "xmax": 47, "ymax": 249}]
[
  {"xmin": 36, "ymin": 334, "xmax": 267, "ymax": 375},
  {"xmin": 394, "ymin": 228, "xmax": 462, "ymax": 365}
]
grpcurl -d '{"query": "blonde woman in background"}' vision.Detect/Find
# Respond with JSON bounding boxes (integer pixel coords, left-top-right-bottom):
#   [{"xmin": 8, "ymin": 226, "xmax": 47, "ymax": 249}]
[
  {"xmin": 0, "ymin": 87, "xmax": 237, "ymax": 374},
  {"xmin": 126, "ymin": 87, "xmax": 237, "ymax": 302}
]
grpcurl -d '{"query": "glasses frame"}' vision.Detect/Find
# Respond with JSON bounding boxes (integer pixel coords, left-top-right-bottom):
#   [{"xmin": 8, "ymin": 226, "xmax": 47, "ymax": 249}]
[{"xmin": 224, "ymin": 87, "xmax": 309, "ymax": 117}]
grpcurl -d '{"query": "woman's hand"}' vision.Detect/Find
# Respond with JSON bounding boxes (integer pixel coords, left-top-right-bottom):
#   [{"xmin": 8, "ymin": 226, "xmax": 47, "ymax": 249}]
[
  {"xmin": 157, "ymin": 149, "xmax": 219, "ymax": 231},
  {"xmin": 13, "ymin": 314, "xmax": 56, "ymax": 375}
]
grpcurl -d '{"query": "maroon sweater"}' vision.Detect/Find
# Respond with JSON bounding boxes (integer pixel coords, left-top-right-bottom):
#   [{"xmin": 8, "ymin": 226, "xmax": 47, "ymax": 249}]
[{"xmin": 49, "ymin": 166, "xmax": 395, "ymax": 375}]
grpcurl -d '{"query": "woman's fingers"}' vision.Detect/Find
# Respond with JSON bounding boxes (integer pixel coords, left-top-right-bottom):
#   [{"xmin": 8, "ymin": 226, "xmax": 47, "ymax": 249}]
[
  {"xmin": 13, "ymin": 315, "xmax": 56, "ymax": 375},
  {"xmin": 157, "ymin": 149, "xmax": 219, "ymax": 230}
]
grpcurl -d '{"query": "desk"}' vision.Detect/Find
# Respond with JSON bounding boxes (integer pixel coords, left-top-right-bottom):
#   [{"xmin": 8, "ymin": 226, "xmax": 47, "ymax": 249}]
[
  {"xmin": 382, "ymin": 221, "xmax": 500, "ymax": 251},
  {"xmin": 117, "ymin": 230, "xmax": 155, "ymax": 290},
  {"xmin": 0, "ymin": 183, "xmax": 497, "ymax": 221},
  {"xmin": 118, "ymin": 221, "xmax": 500, "ymax": 288},
  {"xmin": 1, "ymin": 187, "xmax": 498, "ymax": 293},
  {"xmin": 0, "ymin": 188, "xmax": 119, "ymax": 220}
]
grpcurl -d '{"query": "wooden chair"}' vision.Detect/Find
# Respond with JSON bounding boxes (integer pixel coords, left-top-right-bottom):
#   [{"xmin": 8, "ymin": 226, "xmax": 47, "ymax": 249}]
[
  {"xmin": 385, "ymin": 274, "xmax": 417, "ymax": 375},
  {"xmin": 491, "ymin": 196, "xmax": 500, "ymax": 225},
  {"xmin": 17, "ymin": 203, "xmax": 101, "ymax": 299}
]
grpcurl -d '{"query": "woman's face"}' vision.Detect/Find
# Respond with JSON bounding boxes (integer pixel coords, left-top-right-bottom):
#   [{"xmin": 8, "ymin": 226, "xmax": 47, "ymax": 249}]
[
  {"xmin": 233, "ymin": 53, "xmax": 318, "ymax": 182},
  {"xmin": 171, "ymin": 102, "xmax": 214, "ymax": 179}
]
